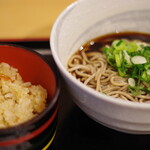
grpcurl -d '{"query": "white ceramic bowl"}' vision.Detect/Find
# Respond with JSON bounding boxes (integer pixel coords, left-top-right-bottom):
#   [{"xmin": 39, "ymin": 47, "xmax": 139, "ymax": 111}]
[{"xmin": 50, "ymin": 0, "xmax": 150, "ymax": 134}]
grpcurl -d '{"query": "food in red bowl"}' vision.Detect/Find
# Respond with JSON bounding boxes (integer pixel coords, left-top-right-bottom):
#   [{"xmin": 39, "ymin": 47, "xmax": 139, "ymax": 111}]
[{"xmin": 0, "ymin": 45, "xmax": 60, "ymax": 150}]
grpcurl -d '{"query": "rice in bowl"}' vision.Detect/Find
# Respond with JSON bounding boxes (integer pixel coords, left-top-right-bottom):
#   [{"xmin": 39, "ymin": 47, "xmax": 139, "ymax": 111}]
[{"xmin": 0, "ymin": 62, "xmax": 47, "ymax": 128}]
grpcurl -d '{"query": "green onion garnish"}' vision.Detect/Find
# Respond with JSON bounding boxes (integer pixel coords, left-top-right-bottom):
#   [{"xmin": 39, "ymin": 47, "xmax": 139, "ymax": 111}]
[{"xmin": 102, "ymin": 39, "xmax": 150, "ymax": 94}]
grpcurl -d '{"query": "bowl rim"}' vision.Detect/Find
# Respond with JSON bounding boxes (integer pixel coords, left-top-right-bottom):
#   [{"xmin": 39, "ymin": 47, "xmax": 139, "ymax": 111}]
[
  {"xmin": 50, "ymin": 0, "xmax": 150, "ymax": 110},
  {"xmin": 0, "ymin": 44, "xmax": 61, "ymax": 132}
]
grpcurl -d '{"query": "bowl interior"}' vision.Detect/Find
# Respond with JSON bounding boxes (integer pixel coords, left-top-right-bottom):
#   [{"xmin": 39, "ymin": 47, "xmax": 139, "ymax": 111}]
[{"xmin": 0, "ymin": 45, "xmax": 56, "ymax": 101}]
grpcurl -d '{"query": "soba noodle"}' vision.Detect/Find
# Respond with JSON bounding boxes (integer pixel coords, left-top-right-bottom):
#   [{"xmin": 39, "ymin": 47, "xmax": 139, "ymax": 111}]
[{"xmin": 67, "ymin": 48, "xmax": 150, "ymax": 103}]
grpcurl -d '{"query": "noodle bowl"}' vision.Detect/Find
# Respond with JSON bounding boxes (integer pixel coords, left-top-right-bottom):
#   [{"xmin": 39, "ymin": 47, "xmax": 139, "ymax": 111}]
[
  {"xmin": 67, "ymin": 32, "xmax": 150, "ymax": 103},
  {"xmin": 51, "ymin": 0, "xmax": 150, "ymax": 134}
]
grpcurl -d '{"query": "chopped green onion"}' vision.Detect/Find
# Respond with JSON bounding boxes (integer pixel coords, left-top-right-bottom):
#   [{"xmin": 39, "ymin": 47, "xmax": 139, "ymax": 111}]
[
  {"xmin": 144, "ymin": 63, "xmax": 150, "ymax": 70},
  {"xmin": 131, "ymin": 56, "xmax": 147, "ymax": 64},
  {"xmin": 102, "ymin": 39, "xmax": 150, "ymax": 95},
  {"xmin": 147, "ymin": 70, "xmax": 150, "ymax": 75},
  {"xmin": 115, "ymin": 53, "xmax": 122, "ymax": 67},
  {"xmin": 123, "ymin": 50, "xmax": 131, "ymax": 65},
  {"xmin": 128, "ymin": 78, "xmax": 135, "ymax": 87}
]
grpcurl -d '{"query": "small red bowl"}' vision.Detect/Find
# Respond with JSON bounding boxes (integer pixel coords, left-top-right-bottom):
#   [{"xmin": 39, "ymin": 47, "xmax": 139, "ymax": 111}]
[{"xmin": 0, "ymin": 45, "xmax": 60, "ymax": 149}]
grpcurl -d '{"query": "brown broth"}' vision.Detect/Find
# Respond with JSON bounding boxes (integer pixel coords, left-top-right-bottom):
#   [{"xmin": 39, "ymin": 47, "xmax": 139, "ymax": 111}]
[{"xmin": 80, "ymin": 32, "xmax": 150, "ymax": 52}]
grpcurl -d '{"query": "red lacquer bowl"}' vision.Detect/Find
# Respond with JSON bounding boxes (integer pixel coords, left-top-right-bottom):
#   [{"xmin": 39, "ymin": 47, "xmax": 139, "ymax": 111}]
[{"xmin": 0, "ymin": 45, "xmax": 60, "ymax": 150}]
